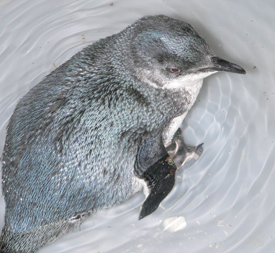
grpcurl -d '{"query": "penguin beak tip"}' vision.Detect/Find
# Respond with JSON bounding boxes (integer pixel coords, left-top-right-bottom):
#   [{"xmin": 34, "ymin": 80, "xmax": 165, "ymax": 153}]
[{"xmin": 211, "ymin": 57, "xmax": 246, "ymax": 75}]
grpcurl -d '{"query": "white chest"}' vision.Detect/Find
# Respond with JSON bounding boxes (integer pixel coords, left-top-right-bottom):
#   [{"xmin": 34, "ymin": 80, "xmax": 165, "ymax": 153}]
[{"xmin": 162, "ymin": 78, "xmax": 204, "ymax": 147}]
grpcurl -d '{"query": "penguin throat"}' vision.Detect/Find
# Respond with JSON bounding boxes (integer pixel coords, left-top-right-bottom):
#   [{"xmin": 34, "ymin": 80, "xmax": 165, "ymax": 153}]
[
  {"xmin": 163, "ymin": 71, "xmax": 217, "ymax": 89},
  {"xmin": 163, "ymin": 71, "xmax": 217, "ymax": 112},
  {"xmin": 161, "ymin": 80, "xmax": 203, "ymax": 147},
  {"xmin": 161, "ymin": 71, "xmax": 216, "ymax": 147}
]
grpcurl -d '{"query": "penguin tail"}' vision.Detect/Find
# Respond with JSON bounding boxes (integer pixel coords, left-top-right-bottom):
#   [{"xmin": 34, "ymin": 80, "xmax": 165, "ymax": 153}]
[{"xmin": 0, "ymin": 220, "xmax": 75, "ymax": 253}]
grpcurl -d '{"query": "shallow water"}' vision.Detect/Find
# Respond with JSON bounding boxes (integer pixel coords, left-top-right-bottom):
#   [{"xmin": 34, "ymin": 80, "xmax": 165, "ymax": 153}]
[{"xmin": 0, "ymin": 0, "xmax": 275, "ymax": 252}]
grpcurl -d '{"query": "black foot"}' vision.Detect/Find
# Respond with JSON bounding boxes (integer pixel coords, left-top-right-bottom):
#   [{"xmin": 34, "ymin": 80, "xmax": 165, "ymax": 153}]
[{"xmin": 69, "ymin": 211, "xmax": 91, "ymax": 227}]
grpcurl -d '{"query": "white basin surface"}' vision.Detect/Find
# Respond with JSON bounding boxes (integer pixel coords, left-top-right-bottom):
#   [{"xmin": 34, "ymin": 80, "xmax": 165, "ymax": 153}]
[{"xmin": 0, "ymin": 0, "xmax": 274, "ymax": 252}]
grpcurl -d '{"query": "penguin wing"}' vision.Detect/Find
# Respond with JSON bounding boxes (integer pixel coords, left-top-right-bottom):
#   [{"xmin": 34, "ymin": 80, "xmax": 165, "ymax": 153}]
[
  {"xmin": 138, "ymin": 155, "xmax": 176, "ymax": 219},
  {"xmin": 134, "ymin": 134, "xmax": 168, "ymax": 178},
  {"xmin": 134, "ymin": 134, "xmax": 177, "ymax": 219}
]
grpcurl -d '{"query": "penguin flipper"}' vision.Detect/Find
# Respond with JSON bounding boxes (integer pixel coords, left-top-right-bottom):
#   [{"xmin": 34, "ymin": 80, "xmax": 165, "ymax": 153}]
[
  {"xmin": 138, "ymin": 155, "xmax": 176, "ymax": 220},
  {"xmin": 134, "ymin": 134, "xmax": 168, "ymax": 178},
  {"xmin": 135, "ymin": 135, "xmax": 177, "ymax": 219}
]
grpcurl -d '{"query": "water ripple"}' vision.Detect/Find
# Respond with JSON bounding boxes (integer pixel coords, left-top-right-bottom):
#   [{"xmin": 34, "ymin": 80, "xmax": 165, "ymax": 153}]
[{"xmin": 0, "ymin": 0, "xmax": 275, "ymax": 252}]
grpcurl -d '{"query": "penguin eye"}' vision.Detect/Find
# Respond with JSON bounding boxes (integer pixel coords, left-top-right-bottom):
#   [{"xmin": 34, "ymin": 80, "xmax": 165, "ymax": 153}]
[
  {"xmin": 171, "ymin": 68, "xmax": 179, "ymax": 72},
  {"xmin": 167, "ymin": 68, "xmax": 181, "ymax": 73}
]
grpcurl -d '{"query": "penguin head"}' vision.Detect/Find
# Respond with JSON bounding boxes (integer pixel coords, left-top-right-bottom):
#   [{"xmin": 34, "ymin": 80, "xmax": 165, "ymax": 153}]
[{"xmin": 129, "ymin": 15, "xmax": 245, "ymax": 89}]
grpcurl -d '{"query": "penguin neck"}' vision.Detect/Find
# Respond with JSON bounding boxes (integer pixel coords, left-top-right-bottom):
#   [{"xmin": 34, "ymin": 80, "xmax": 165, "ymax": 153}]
[
  {"xmin": 130, "ymin": 72, "xmax": 206, "ymax": 117},
  {"xmin": 154, "ymin": 71, "xmax": 217, "ymax": 112},
  {"xmin": 169, "ymin": 78, "xmax": 204, "ymax": 112}
]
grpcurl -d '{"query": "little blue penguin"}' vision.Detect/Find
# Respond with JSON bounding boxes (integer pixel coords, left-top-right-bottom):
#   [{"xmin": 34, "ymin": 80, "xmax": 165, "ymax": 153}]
[{"xmin": 0, "ymin": 15, "xmax": 245, "ymax": 252}]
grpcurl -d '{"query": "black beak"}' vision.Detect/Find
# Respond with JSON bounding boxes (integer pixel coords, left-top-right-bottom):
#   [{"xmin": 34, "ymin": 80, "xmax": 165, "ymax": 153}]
[{"xmin": 209, "ymin": 57, "xmax": 246, "ymax": 74}]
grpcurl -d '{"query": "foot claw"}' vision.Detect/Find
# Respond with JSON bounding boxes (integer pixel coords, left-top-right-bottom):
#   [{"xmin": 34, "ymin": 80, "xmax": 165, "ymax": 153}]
[{"xmin": 193, "ymin": 143, "xmax": 204, "ymax": 160}]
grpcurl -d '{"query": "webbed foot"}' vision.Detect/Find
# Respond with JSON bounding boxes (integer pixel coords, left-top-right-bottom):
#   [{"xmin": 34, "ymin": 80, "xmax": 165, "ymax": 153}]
[
  {"xmin": 166, "ymin": 129, "xmax": 204, "ymax": 169},
  {"xmin": 69, "ymin": 211, "xmax": 91, "ymax": 229}
]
